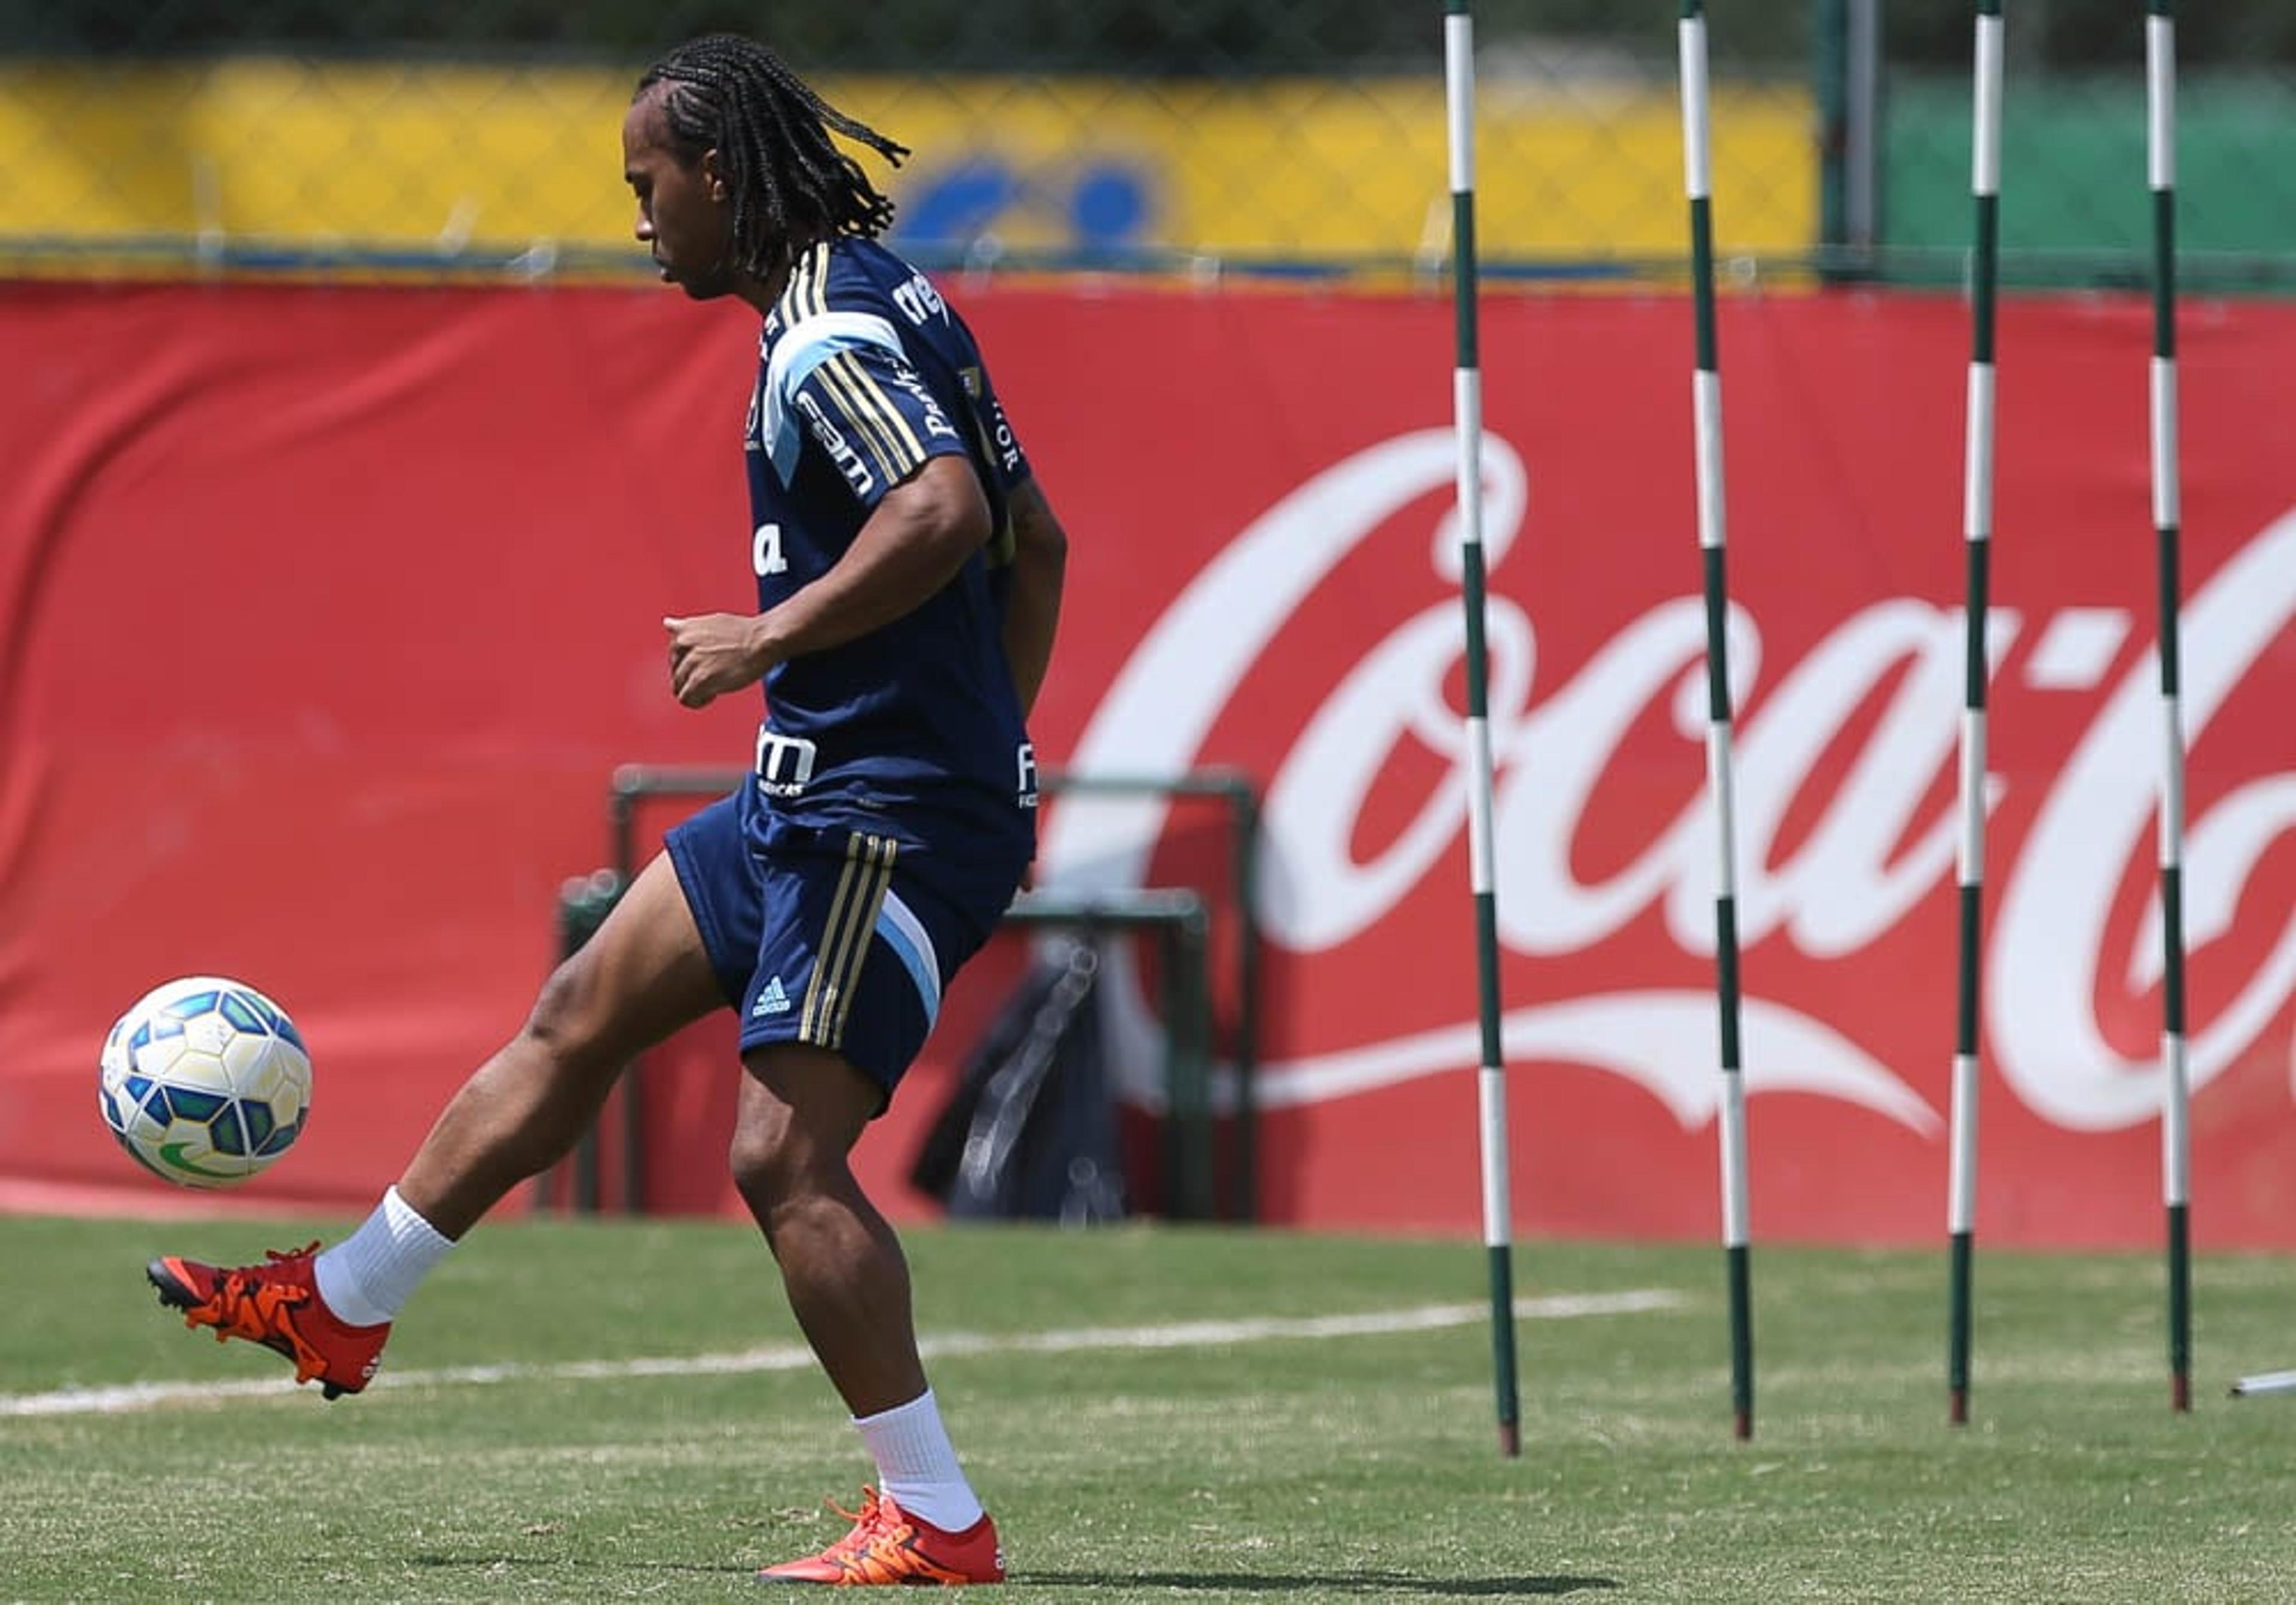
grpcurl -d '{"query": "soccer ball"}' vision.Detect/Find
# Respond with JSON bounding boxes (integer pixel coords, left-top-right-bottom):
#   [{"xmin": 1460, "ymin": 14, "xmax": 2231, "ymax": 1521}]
[{"xmin": 97, "ymin": 976, "xmax": 313, "ymax": 1189}]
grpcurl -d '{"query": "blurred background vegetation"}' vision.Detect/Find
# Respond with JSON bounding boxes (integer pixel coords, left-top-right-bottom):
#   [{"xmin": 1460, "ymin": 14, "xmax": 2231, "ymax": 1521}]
[{"xmin": 15, "ymin": 0, "xmax": 2296, "ymax": 68}]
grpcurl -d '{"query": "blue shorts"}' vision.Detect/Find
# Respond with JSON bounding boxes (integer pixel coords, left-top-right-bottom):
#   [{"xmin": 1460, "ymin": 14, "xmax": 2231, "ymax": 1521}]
[{"xmin": 664, "ymin": 782, "xmax": 1032, "ymax": 1106}]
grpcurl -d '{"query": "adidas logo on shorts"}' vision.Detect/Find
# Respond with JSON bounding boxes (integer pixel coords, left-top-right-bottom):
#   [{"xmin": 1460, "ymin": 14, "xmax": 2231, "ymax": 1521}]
[{"xmin": 752, "ymin": 976, "xmax": 793, "ymax": 1017}]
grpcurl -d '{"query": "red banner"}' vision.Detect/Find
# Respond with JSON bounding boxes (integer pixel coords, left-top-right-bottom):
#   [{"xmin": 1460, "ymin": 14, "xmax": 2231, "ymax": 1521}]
[{"xmin": 2, "ymin": 281, "xmax": 2291, "ymax": 1246}]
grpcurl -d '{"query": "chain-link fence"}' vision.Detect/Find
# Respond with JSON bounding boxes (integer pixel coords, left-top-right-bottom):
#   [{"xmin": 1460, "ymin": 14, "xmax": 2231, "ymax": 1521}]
[{"xmin": 1, "ymin": 1, "xmax": 2289, "ymax": 287}]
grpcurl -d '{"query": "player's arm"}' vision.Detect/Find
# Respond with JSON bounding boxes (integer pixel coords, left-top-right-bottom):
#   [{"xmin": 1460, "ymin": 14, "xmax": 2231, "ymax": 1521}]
[
  {"xmin": 665, "ymin": 455, "xmax": 987, "ymax": 708},
  {"xmin": 1000, "ymin": 476, "xmax": 1066, "ymax": 718}
]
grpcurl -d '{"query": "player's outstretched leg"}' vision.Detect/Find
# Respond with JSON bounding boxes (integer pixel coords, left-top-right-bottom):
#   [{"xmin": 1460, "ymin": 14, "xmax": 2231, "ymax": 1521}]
[
  {"xmin": 145, "ymin": 850, "xmax": 725, "ymax": 1398},
  {"xmin": 147, "ymin": 1242, "xmax": 390, "ymax": 1399}
]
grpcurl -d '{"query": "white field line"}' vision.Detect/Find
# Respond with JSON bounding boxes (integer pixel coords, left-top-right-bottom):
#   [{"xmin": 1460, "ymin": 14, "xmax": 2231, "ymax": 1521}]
[{"xmin": 1, "ymin": 1289, "xmax": 1679, "ymax": 1419}]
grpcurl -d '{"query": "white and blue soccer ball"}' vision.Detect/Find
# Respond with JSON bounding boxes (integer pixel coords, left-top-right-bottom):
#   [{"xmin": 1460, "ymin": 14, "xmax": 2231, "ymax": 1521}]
[{"xmin": 98, "ymin": 976, "xmax": 312, "ymax": 1189}]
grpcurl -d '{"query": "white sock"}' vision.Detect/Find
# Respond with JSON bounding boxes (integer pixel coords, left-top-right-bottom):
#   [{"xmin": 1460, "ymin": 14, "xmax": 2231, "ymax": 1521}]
[
  {"xmin": 854, "ymin": 1389, "xmax": 984, "ymax": 1533},
  {"xmin": 313, "ymin": 1186, "xmax": 454, "ymax": 1328}
]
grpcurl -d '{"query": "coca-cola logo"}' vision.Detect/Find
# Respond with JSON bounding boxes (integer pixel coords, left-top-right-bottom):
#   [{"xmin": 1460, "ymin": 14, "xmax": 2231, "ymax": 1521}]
[{"xmin": 1039, "ymin": 429, "xmax": 2296, "ymax": 1135}]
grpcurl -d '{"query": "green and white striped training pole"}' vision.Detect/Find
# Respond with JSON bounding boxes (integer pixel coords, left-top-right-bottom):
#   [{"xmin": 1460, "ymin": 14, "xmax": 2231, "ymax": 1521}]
[
  {"xmin": 2147, "ymin": 0, "xmax": 2193, "ymax": 1416},
  {"xmin": 1443, "ymin": 0, "xmax": 1521, "ymax": 1460},
  {"xmin": 1677, "ymin": 0, "xmax": 1754, "ymax": 1443},
  {"xmin": 1947, "ymin": 0, "xmax": 2004, "ymax": 1430}
]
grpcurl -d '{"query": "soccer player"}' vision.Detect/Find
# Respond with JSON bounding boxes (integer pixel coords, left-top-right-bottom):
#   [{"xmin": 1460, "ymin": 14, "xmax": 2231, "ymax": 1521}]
[{"xmin": 146, "ymin": 34, "xmax": 1067, "ymax": 1588}]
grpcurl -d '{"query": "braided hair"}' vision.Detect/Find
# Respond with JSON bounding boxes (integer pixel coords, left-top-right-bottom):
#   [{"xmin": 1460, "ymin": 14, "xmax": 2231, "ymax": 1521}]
[{"xmin": 634, "ymin": 35, "xmax": 910, "ymax": 280}]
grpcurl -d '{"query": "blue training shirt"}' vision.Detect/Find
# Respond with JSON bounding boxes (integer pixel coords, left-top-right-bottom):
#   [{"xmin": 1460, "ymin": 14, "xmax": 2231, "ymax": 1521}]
[{"xmin": 740, "ymin": 237, "xmax": 1039, "ymax": 849}]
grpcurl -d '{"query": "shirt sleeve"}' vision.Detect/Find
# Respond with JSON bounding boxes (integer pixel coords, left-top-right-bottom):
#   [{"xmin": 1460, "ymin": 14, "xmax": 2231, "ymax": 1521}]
[
  {"xmin": 767, "ymin": 312, "xmax": 967, "ymax": 508},
  {"xmin": 958, "ymin": 364, "xmax": 1033, "ymax": 499}
]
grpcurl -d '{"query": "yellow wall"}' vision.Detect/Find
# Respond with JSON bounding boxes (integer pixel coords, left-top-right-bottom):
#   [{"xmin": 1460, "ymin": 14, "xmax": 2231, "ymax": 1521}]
[{"xmin": 0, "ymin": 61, "xmax": 1813, "ymax": 264}]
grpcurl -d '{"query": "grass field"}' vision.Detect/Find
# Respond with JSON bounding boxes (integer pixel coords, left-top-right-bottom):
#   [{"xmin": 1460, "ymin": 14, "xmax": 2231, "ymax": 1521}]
[{"xmin": 5, "ymin": 1213, "xmax": 2295, "ymax": 1601}]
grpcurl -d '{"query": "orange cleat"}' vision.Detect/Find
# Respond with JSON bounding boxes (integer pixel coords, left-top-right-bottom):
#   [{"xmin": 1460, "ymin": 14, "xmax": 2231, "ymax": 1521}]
[
  {"xmin": 759, "ymin": 1487, "xmax": 1006, "ymax": 1586},
  {"xmin": 146, "ymin": 1242, "xmax": 389, "ymax": 1399}
]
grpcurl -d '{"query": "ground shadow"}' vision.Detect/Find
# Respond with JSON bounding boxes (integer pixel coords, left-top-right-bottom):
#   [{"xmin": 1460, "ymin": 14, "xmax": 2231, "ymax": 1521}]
[
  {"xmin": 1016, "ymin": 1572, "xmax": 1620, "ymax": 1597},
  {"xmin": 407, "ymin": 1555, "xmax": 1619, "ymax": 1594},
  {"xmin": 408, "ymin": 1554, "xmax": 752, "ymax": 1577}
]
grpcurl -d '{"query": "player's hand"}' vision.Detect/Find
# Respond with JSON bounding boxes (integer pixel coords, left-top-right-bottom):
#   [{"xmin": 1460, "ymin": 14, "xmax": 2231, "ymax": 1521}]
[{"xmin": 663, "ymin": 613, "xmax": 767, "ymax": 708}]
